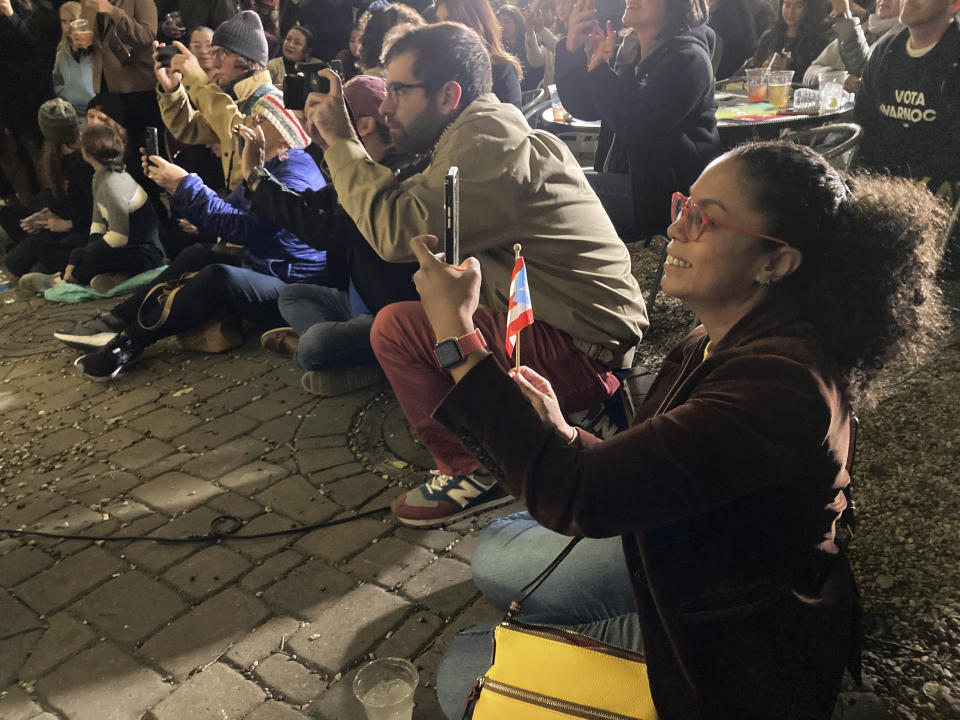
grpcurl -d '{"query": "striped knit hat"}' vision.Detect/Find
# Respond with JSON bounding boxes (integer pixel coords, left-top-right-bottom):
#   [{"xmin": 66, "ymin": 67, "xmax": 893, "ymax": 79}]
[{"xmin": 250, "ymin": 93, "xmax": 310, "ymax": 149}]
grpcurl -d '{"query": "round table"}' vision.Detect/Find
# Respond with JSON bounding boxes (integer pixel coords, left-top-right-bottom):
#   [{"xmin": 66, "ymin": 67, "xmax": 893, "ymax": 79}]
[
  {"xmin": 715, "ymin": 90, "xmax": 855, "ymax": 148},
  {"xmin": 539, "ymin": 108, "xmax": 602, "ymax": 133}
]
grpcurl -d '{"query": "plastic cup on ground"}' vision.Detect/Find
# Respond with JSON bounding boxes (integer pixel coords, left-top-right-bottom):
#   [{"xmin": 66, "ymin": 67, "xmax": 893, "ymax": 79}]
[
  {"xmin": 818, "ymin": 70, "xmax": 847, "ymax": 113},
  {"xmin": 353, "ymin": 658, "xmax": 419, "ymax": 720},
  {"xmin": 745, "ymin": 68, "xmax": 768, "ymax": 102},
  {"xmin": 767, "ymin": 70, "xmax": 794, "ymax": 109}
]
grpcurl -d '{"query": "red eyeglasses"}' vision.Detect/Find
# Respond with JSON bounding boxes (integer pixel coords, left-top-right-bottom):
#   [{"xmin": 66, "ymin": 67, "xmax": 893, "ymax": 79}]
[{"xmin": 670, "ymin": 192, "xmax": 790, "ymax": 246}]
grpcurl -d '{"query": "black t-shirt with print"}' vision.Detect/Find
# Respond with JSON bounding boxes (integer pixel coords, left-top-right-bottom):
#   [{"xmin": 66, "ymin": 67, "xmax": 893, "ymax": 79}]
[{"xmin": 856, "ymin": 22, "xmax": 960, "ymax": 202}]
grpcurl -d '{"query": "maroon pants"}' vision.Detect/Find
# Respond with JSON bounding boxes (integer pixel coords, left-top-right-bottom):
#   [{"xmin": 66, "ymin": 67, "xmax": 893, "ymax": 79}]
[{"xmin": 370, "ymin": 302, "xmax": 619, "ymax": 477}]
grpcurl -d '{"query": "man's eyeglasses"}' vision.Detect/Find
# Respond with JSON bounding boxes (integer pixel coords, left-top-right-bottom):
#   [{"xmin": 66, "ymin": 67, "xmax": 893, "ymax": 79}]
[
  {"xmin": 670, "ymin": 192, "xmax": 789, "ymax": 246},
  {"xmin": 385, "ymin": 81, "xmax": 428, "ymax": 102},
  {"xmin": 210, "ymin": 47, "xmax": 231, "ymax": 62}
]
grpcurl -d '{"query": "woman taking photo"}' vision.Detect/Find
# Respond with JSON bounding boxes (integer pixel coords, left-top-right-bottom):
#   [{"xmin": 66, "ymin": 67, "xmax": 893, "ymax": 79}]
[
  {"xmin": 741, "ymin": 0, "xmax": 828, "ymax": 78},
  {"xmin": 497, "ymin": 4, "xmax": 546, "ymax": 92},
  {"xmin": 555, "ymin": 0, "xmax": 720, "ymax": 241},
  {"xmin": 435, "ymin": 0, "xmax": 523, "ymax": 107},
  {"xmin": 419, "ymin": 141, "xmax": 947, "ymax": 719}
]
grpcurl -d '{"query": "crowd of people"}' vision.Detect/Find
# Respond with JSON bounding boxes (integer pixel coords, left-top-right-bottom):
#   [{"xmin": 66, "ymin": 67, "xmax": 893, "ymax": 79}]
[{"xmin": 1, "ymin": 0, "xmax": 957, "ymax": 717}]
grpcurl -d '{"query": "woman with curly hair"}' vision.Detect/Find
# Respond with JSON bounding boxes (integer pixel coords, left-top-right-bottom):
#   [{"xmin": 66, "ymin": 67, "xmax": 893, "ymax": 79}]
[
  {"xmin": 356, "ymin": 2, "xmax": 425, "ymax": 77},
  {"xmin": 436, "ymin": 0, "xmax": 523, "ymax": 107},
  {"xmin": 414, "ymin": 141, "xmax": 947, "ymax": 719}
]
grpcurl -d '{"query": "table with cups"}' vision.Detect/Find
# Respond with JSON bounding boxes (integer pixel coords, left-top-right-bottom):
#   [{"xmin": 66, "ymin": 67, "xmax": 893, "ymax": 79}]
[{"xmin": 716, "ymin": 68, "xmax": 855, "ymax": 148}]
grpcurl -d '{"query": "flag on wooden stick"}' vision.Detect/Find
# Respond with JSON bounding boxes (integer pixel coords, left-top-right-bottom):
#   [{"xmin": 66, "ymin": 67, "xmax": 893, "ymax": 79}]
[{"xmin": 505, "ymin": 244, "xmax": 534, "ymax": 366}]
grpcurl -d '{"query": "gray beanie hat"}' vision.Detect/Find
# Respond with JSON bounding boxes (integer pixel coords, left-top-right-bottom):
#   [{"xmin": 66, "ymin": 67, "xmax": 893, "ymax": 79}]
[
  {"xmin": 212, "ymin": 10, "xmax": 268, "ymax": 67},
  {"xmin": 37, "ymin": 99, "xmax": 79, "ymax": 146}
]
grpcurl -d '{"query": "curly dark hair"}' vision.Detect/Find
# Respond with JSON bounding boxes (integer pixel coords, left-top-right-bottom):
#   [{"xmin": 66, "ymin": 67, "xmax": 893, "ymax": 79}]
[
  {"xmin": 730, "ymin": 141, "xmax": 949, "ymax": 409},
  {"xmin": 357, "ymin": 3, "xmax": 426, "ymax": 71}
]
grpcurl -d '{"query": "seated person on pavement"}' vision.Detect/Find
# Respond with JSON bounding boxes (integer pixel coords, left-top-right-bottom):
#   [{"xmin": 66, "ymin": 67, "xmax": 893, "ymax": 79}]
[
  {"xmin": 421, "ymin": 142, "xmax": 948, "ymax": 719},
  {"xmin": 58, "ymin": 93, "xmax": 327, "ymax": 381},
  {"xmin": 249, "ymin": 75, "xmax": 423, "ymax": 398},
  {"xmin": 303, "ymin": 22, "xmax": 648, "ymax": 528}
]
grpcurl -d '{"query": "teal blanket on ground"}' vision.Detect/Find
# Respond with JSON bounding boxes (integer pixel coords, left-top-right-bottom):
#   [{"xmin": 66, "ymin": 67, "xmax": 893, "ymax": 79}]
[{"xmin": 43, "ymin": 266, "xmax": 168, "ymax": 303}]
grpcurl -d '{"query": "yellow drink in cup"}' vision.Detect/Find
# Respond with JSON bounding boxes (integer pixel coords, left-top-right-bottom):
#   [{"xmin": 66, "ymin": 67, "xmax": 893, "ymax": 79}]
[{"xmin": 766, "ymin": 71, "xmax": 794, "ymax": 109}]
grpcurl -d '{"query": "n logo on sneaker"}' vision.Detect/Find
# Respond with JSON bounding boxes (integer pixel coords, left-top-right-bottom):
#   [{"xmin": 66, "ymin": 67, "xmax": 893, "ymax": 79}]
[{"xmin": 446, "ymin": 479, "xmax": 484, "ymax": 508}]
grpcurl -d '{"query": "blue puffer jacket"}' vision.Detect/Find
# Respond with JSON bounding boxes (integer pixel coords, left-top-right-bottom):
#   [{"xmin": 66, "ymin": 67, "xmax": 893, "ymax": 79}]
[{"xmin": 171, "ymin": 148, "xmax": 328, "ymax": 284}]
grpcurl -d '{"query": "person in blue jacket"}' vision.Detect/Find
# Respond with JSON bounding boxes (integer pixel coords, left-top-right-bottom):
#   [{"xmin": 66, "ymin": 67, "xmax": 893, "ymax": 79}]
[
  {"xmin": 556, "ymin": 0, "xmax": 721, "ymax": 241},
  {"xmin": 63, "ymin": 93, "xmax": 327, "ymax": 381}
]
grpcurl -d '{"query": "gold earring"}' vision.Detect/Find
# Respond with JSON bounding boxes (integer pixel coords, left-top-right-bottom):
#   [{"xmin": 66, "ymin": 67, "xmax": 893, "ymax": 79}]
[{"xmin": 757, "ymin": 276, "xmax": 772, "ymax": 287}]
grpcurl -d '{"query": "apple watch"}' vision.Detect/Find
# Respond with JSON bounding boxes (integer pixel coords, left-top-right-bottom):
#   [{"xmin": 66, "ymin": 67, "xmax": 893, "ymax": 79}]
[{"xmin": 433, "ymin": 328, "xmax": 487, "ymax": 369}]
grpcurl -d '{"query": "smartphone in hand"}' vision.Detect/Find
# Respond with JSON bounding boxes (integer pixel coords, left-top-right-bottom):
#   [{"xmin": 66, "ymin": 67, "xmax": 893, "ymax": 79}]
[
  {"xmin": 144, "ymin": 126, "xmax": 160, "ymax": 158},
  {"xmin": 444, "ymin": 167, "xmax": 460, "ymax": 266}
]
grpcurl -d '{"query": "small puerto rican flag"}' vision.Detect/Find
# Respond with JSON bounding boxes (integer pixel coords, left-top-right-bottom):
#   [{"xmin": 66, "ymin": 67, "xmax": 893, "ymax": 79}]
[{"xmin": 505, "ymin": 255, "xmax": 534, "ymax": 358}]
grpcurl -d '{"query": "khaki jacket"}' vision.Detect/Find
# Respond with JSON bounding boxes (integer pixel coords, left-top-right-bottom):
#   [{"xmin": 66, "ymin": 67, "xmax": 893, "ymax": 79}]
[
  {"xmin": 81, "ymin": 0, "xmax": 157, "ymax": 94},
  {"xmin": 157, "ymin": 69, "xmax": 275, "ymax": 190},
  {"xmin": 324, "ymin": 94, "xmax": 647, "ymax": 366}
]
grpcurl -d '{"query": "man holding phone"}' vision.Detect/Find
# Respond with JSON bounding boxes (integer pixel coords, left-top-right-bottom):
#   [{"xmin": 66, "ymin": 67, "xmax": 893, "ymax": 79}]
[
  {"xmin": 155, "ymin": 10, "xmax": 278, "ymax": 189},
  {"xmin": 304, "ymin": 23, "xmax": 648, "ymax": 527}
]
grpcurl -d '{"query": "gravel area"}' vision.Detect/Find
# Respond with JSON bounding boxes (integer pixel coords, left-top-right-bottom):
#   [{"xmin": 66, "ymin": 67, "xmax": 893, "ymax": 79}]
[{"xmin": 629, "ymin": 241, "xmax": 960, "ymax": 720}]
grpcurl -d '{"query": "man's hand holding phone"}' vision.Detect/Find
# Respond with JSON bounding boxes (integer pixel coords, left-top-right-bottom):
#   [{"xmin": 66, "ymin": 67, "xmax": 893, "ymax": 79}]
[{"xmin": 303, "ymin": 68, "xmax": 358, "ymax": 150}]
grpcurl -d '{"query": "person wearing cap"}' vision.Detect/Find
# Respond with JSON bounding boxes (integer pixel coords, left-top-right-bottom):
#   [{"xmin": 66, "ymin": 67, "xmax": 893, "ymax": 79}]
[
  {"xmin": 156, "ymin": 10, "xmax": 278, "ymax": 190},
  {"xmin": 244, "ymin": 75, "xmax": 425, "ymax": 396},
  {"xmin": 4, "ymin": 99, "xmax": 93, "ymax": 283},
  {"xmin": 63, "ymin": 91, "xmax": 327, "ymax": 382},
  {"xmin": 79, "ymin": 0, "xmax": 162, "ymax": 154}
]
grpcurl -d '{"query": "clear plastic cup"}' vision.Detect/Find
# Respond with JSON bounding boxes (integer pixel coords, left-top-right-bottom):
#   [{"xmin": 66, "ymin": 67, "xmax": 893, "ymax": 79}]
[
  {"xmin": 548, "ymin": 83, "xmax": 568, "ymax": 123},
  {"xmin": 818, "ymin": 70, "xmax": 847, "ymax": 113},
  {"xmin": 745, "ymin": 68, "xmax": 768, "ymax": 103},
  {"xmin": 71, "ymin": 19, "xmax": 93, "ymax": 49},
  {"xmin": 767, "ymin": 70, "xmax": 794, "ymax": 109},
  {"xmin": 353, "ymin": 658, "xmax": 418, "ymax": 720}
]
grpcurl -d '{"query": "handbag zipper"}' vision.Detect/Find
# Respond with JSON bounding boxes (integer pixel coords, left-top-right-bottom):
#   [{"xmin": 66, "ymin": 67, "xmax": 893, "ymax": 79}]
[
  {"xmin": 480, "ymin": 677, "xmax": 646, "ymax": 720},
  {"xmin": 505, "ymin": 620, "xmax": 647, "ymax": 663}
]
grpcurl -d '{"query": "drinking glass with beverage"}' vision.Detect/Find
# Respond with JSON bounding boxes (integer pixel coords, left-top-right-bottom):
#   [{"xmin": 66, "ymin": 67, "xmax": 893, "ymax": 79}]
[
  {"xmin": 71, "ymin": 18, "xmax": 93, "ymax": 50},
  {"xmin": 353, "ymin": 658, "xmax": 418, "ymax": 720},
  {"xmin": 767, "ymin": 70, "xmax": 794, "ymax": 110},
  {"xmin": 745, "ymin": 68, "xmax": 768, "ymax": 103},
  {"xmin": 818, "ymin": 70, "xmax": 847, "ymax": 113}
]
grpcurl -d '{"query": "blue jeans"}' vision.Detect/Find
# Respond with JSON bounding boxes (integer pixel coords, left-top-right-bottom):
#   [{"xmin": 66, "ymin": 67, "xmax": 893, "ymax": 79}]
[
  {"xmin": 436, "ymin": 513, "xmax": 642, "ymax": 719},
  {"xmin": 277, "ymin": 283, "xmax": 376, "ymax": 371}
]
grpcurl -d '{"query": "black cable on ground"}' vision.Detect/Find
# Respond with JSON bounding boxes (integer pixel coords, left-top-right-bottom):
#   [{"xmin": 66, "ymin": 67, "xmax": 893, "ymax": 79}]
[{"xmin": 0, "ymin": 505, "xmax": 392, "ymax": 544}]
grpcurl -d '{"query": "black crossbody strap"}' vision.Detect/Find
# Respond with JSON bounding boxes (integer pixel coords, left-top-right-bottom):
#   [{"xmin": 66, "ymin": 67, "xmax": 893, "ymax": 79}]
[{"xmin": 507, "ymin": 536, "xmax": 582, "ymax": 618}]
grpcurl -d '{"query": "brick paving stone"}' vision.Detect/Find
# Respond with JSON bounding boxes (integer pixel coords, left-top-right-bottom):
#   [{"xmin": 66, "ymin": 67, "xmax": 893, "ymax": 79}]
[
  {"xmin": 138, "ymin": 586, "xmax": 270, "ymax": 680},
  {"xmin": 136, "ymin": 451, "xmax": 196, "ymax": 480},
  {"xmin": 144, "ymin": 662, "xmax": 264, "ymax": 720},
  {"xmin": 0, "ymin": 587, "xmax": 41, "ymax": 636},
  {"xmin": 344, "ymin": 538, "xmax": 435, "ymax": 588},
  {"xmin": 261, "ymin": 558, "xmax": 354, "ymax": 621},
  {"xmin": 86, "ymin": 427, "xmax": 144, "ymax": 457},
  {"xmin": 193, "ymin": 378, "xmax": 285, "ymax": 417},
  {"xmin": 0, "ymin": 491, "xmax": 69, "ymax": 529},
  {"xmin": 33, "ymin": 428, "xmax": 89, "ymax": 458},
  {"xmin": 35, "ymin": 642, "xmax": 170, "ymax": 720},
  {"xmin": 254, "ymin": 413, "xmax": 301, "ymax": 445},
  {"xmin": 223, "ymin": 616, "xmax": 302, "ymax": 670},
  {"xmin": 73, "ymin": 570, "xmax": 186, "ymax": 644},
  {"xmin": 236, "ymin": 385, "xmax": 313, "ymax": 422},
  {"xmin": 295, "ymin": 518, "xmax": 392, "ymax": 563},
  {"xmin": 411, "ymin": 648, "xmax": 448, "ymax": 720},
  {"xmin": 374, "ymin": 610, "xmax": 445, "ymax": 660},
  {"xmin": 208, "ymin": 357, "xmax": 272, "ymax": 382},
  {"xmin": 156, "ymin": 376, "xmax": 233, "ymax": 408},
  {"xmin": 394, "ymin": 528, "xmax": 462, "ymax": 554},
  {"xmin": 0, "ymin": 685, "xmax": 43, "ymax": 720},
  {"xmin": 162, "ymin": 545, "xmax": 250, "ymax": 601},
  {"xmin": 0, "ymin": 546, "xmax": 54, "ymax": 586},
  {"xmin": 55, "ymin": 461, "xmax": 119, "ymax": 490},
  {"xmin": 224, "ymin": 513, "xmax": 307, "ymax": 560},
  {"xmin": 88, "ymin": 387, "xmax": 163, "ymax": 418},
  {"xmin": 240, "ymin": 550, "xmax": 304, "ymax": 592},
  {"xmin": 110, "ymin": 437, "xmax": 176, "ymax": 471},
  {"xmin": 295, "ymin": 435, "xmax": 348, "ymax": 451},
  {"xmin": 304, "ymin": 667, "xmax": 366, "ymax": 720},
  {"xmin": 253, "ymin": 653, "xmax": 326, "ymax": 705},
  {"xmin": 304, "ymin": 462, "xmax": 364, "ymax": 485},
  {"xmin": 0, "ymin": 630, "xmax": 41, "ymax": 688},
  {"xmin": 131, "ymin": 472, "xmax": 223, "ymax": 514},
  {"xmin": 297, "ymin": 398, "xmax": 361, "ymax": 438},
  {"xmin": 173, "ymin": 413, "xmax": 257, "ymax": 452},
  {"xmin": 119, "ymin": 507, "xmax": 218, "ymax": 573},
  {"xmin": 322, "ymin": 472, "xmax": 390, "ymax": 509},
  {"xmin": 243, "ymin": 700, "xmax": 311, "ymax": 720},
  {"xmin": 101, "ymin": 498, "xmax": 152, "ymax": 524},
  {"xmin": 128, "ymin": 407, "xmax": 203, "ymax": 441},
  {"xmin": 254, "ymin": 476, "xmax": 340, "ymax": 526},
  {"xmin": 206, "ymin": 491, "xmax": 264, "ymax": 520},
  {"xmin": 217, "ymin": 461, "xmax": 289, "ymax": 495},
  {"xmin": 295, "ymin": 446, "xmax": 355, "ymax": 476},
  {"xmin": 180, "ymin": 436, "xmax": 271, "ymax": 479},
  {"xmin": 67, "ymin": 468, "xmax": 141, "ymax": 507},
  {"xmin": 287, "ymin": 584, "xmax": 411, "ymax": 673},
  {"xmin": 28, "ymin": 503, "xmax": 103, "ymax": 534},
  {"xmin": 18, "ymin": 612, "xmax": 97, "ymax": 681},
  {"xmin": 14, "ymin": 546, "xmax": 125, "ymax": 615},
  {"xmin": 401, "ymin": 558, "xmax": 476, "ymax": 617},
  {"xmin": 431, "ymin": 597, "xmax": 503, "ymax": 655}
]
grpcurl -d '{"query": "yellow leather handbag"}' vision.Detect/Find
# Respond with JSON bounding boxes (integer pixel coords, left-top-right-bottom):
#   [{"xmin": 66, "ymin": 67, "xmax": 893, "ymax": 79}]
[{"xmin": 464, "ymin": 538, "xmax": 657, "ymax": 720}]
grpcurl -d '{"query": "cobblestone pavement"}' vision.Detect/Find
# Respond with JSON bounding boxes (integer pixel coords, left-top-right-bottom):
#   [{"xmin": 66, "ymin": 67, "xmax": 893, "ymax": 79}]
[{"xmin": 0, "ymin": 289, "xmax": 522, "ymax": 720}]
